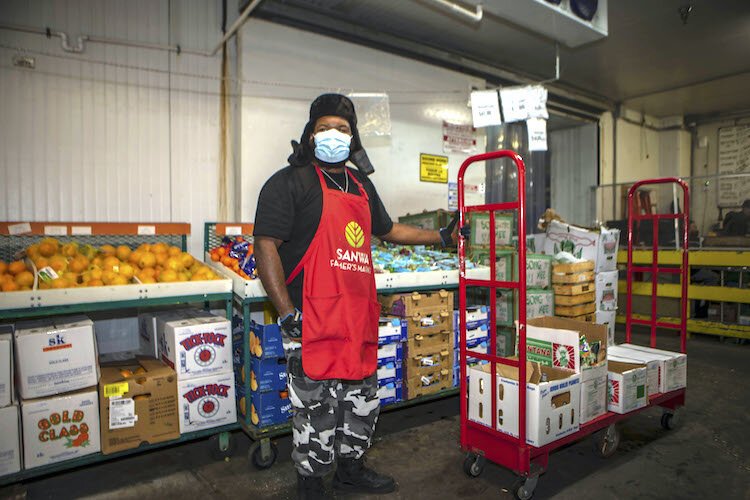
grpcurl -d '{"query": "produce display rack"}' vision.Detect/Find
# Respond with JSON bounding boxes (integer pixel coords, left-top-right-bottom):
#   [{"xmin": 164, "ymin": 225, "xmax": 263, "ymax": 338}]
[
  {"xmin": 458, "ymin": 157, "xmax": 689, "ymax": 499},
  {"xmin": 203, "ymin": 222, "xmax": 474, "ymax": 468},
  {"xmin": 0, "ymin": 222, "xmax": 236, "ymax": 485},
  {"xmin": 615, "ymin": 249, "xmax": 750, "ymax": 339}
]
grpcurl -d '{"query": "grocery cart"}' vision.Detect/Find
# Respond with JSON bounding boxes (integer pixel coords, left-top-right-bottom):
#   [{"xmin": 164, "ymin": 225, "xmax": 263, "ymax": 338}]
[{"xmin": 457, "ymin": 154, "xmax": 689, "ymax": 499}]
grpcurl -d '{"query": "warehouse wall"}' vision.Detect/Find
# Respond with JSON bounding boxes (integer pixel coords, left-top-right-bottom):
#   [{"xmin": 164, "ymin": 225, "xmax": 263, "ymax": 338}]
[
  {"xmin": 238, "ymin": 19, "xmax": 487, "ymax": 223},
  {"xmin": 0, "ymin": 0, "xmax": 223, "ymax": 255},
  {"xmin": 549, "ymin": 123, "xmax": 598, "ymax": 227}
]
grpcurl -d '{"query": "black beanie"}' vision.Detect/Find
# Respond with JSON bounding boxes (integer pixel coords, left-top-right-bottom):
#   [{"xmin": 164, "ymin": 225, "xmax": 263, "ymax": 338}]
[{"xmin": 289, "ymin": 93, "xmax": 363, "ymax": 167}]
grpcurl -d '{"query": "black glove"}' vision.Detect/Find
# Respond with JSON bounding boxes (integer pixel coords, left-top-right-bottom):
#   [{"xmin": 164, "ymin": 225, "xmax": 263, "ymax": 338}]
[
  {"xmin": 439, "ymin": 211, "xmax": 471, "ymax": 247},
  {"xmin": 278, "ymin": 309, "xmax": 302, "ymax": 339}
]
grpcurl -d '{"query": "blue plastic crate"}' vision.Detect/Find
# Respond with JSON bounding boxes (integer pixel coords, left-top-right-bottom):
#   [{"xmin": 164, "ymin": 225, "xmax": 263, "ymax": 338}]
[
  {"xmin": 377, "ymin": 342, "xmax": 403, "ymax": 365},
  {"xmin": 377, "ymin": 380, "xmax": 403, "ymax": 406},
  {"xmin": 377, "ymin": 360, "xmax": 403, "ymax": 387},
  {"xmin": 453, "ymin": 309, "xmax": 489, "ymax": 345},
  {"xmin": 378, "ymin": 317, "xmax": 407, "ymax": 345}
]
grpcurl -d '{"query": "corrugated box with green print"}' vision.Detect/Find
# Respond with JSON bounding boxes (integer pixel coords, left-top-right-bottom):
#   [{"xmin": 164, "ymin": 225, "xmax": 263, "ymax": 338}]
[
  {"xmin": 471, "ymin": 251, "xmax": 552, "ymax": 289},
  {"xmin": 495, "ymin": 289, "xmax": 555, "ymax": 325},
  {"xmin": 398, "ymin": 209, "xmax": 451, "ymax": 230},
  {"xmin": 467, "ymin": 212, "xmax": 514, "ymax": 248}
]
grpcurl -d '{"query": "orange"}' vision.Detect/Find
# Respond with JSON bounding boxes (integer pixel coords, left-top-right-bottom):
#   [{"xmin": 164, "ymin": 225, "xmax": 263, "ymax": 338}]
[
  {"xmin": 118, "ymin": 263, "xmax": 135, "ymax": 280},
  {"xmin": 217, "ymin": 247, "xmax": 227, "ymax": 257},
  {"xmin": 151, "ymin": 242, "xmax": 168, "ymax": 254},
  {"xmin": 139, "ymin": 276, "xmax": 156, "ymax": 284},
  {"xmin": 50, "ymin": 278, "xmax": 70, "ymax": 289},
  {"xmin": 87, "ymin": 266, "xmax": 103, "ymax": 281},
  {"xmin": 137, "ymin": 243, "xmax": 151, "ymax": 253},
  {"xmin": 100, "ymin": 244, "xmax": 116, "ymax": 256},
  {"xmin": 210, "ymin": 251, "xmax": 220, "ymax": 262},
  {"xmin": 102, "ymin": 270, "xmax": 118, "ymax": 286},
  {"xmin": 128, "ymin": 249, "xmax": 143, "ymax": 265},
  {"xmin": 25, "ymin": 244, "xmax": 40, "ymax": 259},
  {"xmin": 154, "ymin": 252, "xmax": 168, "ymax": 266},
  {"xmin": 139, "ymin": 267, "xmax": 157, "ymax": 279},
  {"xmin": 158, "ymin": 269, "xmax": 178, "ymax": 283},
  {"xmin": 115, "ymin": 245, "xmax": 131, "ymax": 261},
  {"xmin": 8, "ymin": 260, "xmax": 27, "ymax": 275},
  {"xmin": 177, "ymin": 272, "xmax": 189, "ymax": 282},
  {"xmin": 102, "ymin": 256, "xmax": 121, "ymax": 272},
  {"xmin": 62, "ymin": 272, "xmax": 79, "ymax": 284},
  {"xmin": 0, "ymin": 261, "xmax": 6, "ymax": 274},
  {"xmin": 179, "ymin": 252, "xmax": 195, "ymax": 269},
  {"xmin": 48, "ymin": 255, "xmax": 68, "ymax": 273},
  {"xmin": 38, "ymin": 238, "xmax": 59, "ymax": 257},
  {"xmin": 33, "ymin": 257, "xmax": 49, "ymax": 270},
  {"xmin": 68, "ymin": 255, "xmax": 89, "ymax": 273},
  {"xmin": 1, "ymin": 281, "xmax": 19, "ymax": 292},
  {"xmin": 111, "ymin": 275, "xmax": 129, "ymax": 286},
  {"xmin": 168, "ymin": 246, "xmax": 181, "ymax": 257},
  {"xmin": 61, "ymin": 243, "xmax": 79, "ymax": 258},
  {"xmin": 87, "ymin": 279, "xmax": 104, "ymax": 287},
  {"xmin": 165, "ymin": 257, "xmax": 184, "ymax": 273},
  {"xmin": 138, "ymin": 252, "xmax": 156, "ymax": 269},
  {"xmin": 92, "ymin": 256, "xmax": 104, "ymax": 268},
  {"xmin": 221, "ymin": 256, "xmax": 234, "ymax": 268}
]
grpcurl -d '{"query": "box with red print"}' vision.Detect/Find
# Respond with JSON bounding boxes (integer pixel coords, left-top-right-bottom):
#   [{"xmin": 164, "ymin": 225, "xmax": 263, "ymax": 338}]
[
  {"xmin": 178, "ymin": 372, "xmax": 236, "ymax": 433},
  {"xmin": 157, "ymin": 313, "xmax": 232, "ymax": 380},
  {"xmin": 21, "ymin": 388, "xmax": 101, "ymax": 469}
]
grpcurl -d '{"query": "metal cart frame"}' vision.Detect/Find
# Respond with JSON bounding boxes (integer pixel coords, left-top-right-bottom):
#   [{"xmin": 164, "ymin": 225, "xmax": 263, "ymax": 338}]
[{"xmin": 457, "ymin": 156, "xmax": 689, "ymax": 498}]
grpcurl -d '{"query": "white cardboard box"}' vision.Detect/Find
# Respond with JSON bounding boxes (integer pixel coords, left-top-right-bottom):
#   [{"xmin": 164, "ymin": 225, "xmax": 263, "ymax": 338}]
[
  {"xmin": 0, "ymin": 404, "xmax": 21, "ymax": 475},
  {"xmin": 607, "ymin": 360, "xmax": 648, "ymax": 414},
  {"xmin": 21, "ymin": 388, "xmax": 101, "ymax": 469},
  {"xmin": 0, "ymin": 328, "xmax": 14, "ymax": 407},
  {"xmin": 468, "ymin": 362, "xmax": 580, "ymax": 447},
  {"xmin": 607, "ymin": 351, "xmax": 660, "ymax": 397},
  {"xmin": 15, "ymin": 316, "xmax": 99, "ymax": 399},
  {"xmin": 177, "ymin": 372, "xmax": 237, "ymax": 434},
  {"xmin": 158, "ymin": 313, "xmax": 232, "ymax": 380},
  {"xmin": 580, "ymin": 375, "xmax": 608, "ymax": 424},
  {"xmin": 596, "ymin": 310, "xmax": 616, "ymax": 347},
  {"xmin": 595, "ymin": 271, "xmax": 619, "ymax": 311},
  {"xmin": 610, "ymin": 344, "xmax": 687, "ymax": 393},
  {"xmin": 544, "ymin": 220, "xmax": 620, "ymax": 273},
  {"xmin": 138, "ymin": 310, "xmax": 192, "ymax": 360}
]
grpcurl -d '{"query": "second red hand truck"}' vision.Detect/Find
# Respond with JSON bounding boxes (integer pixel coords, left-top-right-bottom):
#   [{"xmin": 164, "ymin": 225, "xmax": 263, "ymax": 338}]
[{"xmin": 457, "ymin": 150, "xmax": 689, "ymax": 499}]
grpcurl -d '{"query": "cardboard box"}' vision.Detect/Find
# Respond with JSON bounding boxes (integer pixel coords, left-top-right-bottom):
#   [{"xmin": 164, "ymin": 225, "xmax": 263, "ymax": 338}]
[
  {"xmin": 607, "ymin": 352, "xmax": 660, "ymax": 397},
  {"xmin": 468, "ymin": 361, "xmax": 581, "ymax": 447},
  {"xmin": 497, "ymin": 327, "xmax": 517, "ymax": 357},
  {"xmin": 406, "ymin": 331, "xmax": 452, "ymax": 357},
  {"xmin": 377, "ymin": 342, "xmax": 404, "ymax": 365},
  {"xmin": 379, "ymin": 290, "xmax": 453, "ymax": 318},
  {"xmin": 378, "ymin": 317, "xmax": 407, "ymax": 345},
  {"xmin": 580, "ymin": 375, "xmax": 608, "ymax": 424},
  {"xmin": 467, "ymin": 212, "xmax": 514, "ymax": 248},
  {"xmin": 453, "ymin": 307, "xmax": 490, "ymax": 344},
  {"xmin": 15, "ymin": 316, "xmax": 99, "ymax": 399},
  {"xmin": 249, "ymin": 357, "xmax": 287, "ymax": 392},
  {"xmin": 595, "ymin": 310, "xmax": 616, "ymax": 347},
  {"xmin": 609, "ymin": 344, "xmax": 687, "ymax": 393},
  {"xmin": 466, "ymin": 341, "xmax": 488, "ymax": 365},
  {"xmin": 402, "ymin": 310, "xmax": 452, "ymax": 337},
  {"xmin": 0, "ymin": 404, "xmax": 21, "ymax": 475},
  {"xmin": 377, "ymin": 360, "xmax": 403, "ymax": 386},
  {"xmin": 248, "ymin": 321, "xmax": 284, "ymax": 360},
  {"xmin": 595, "ymin": 271, "xmax": 619, "ymax": 311},
  {"xmin": 136, "ymin": 312, "xmax": 167, "ymax": 359},
  {"xmin": 526, "ymin": 233, "xmax": 546, "ymax": 254},
  {"xmin": 405, "ymin": 368, "xmax": 452, "ymax": 399},
  {"xmin": 496, "ymin": 290, "xmax": 555, "ymax": 326},
  {"xmin": 22, "ymin": 388, "xmax": 101, "ymax": 468},
  {"xmin": 404, "ymin": 348, "xmax": 452, "ymax": 379},
  {"xmin": 544, "ymin": 220, "xmax": 620, "ymax": 273},
  {"xmin": 607, "ymin": 360, "xmax": 647, "ymax": 414},
  {"xmin": 0, "ymin": 328, "xmax": 14, "ymax": 407},
  {"xmin": 239, "ymin": 386, "xmax": 291, "ymax": 428},
  {"xmin": 398, "ymin": 209, "xmax": 450, "ymax": 230},
  {"xmin": 93, "ymin": 316, "xmax": 140, "ymax": 358},
  {"xmin": 98, "ymin": 358, "xmax": 179, "ymax": 454},
  {"xmin": 178, "ymin": 372, "xmax": 237, "ymax": 433},
  {"xmin": 377, "ymin": 380, "xmax": 403, "ymax": 406},
  {"xmin": 158, "ymin": 314, "xmax": 232, "ymax": 380}
]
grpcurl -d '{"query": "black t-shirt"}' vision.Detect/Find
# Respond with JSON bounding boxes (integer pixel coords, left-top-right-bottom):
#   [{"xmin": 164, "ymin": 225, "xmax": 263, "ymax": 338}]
[{"xmin": 254, "ymin": 164, "xmax": 393, "ymax": 310}]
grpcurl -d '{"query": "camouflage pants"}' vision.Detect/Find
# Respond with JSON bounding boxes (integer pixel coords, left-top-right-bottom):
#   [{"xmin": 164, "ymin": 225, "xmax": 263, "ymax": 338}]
[{"xmin": 286, "ymin": 349, "xmax": 380, "ymax": 477}]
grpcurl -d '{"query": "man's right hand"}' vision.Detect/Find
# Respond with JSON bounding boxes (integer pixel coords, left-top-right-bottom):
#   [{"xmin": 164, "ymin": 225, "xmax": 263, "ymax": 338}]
[{"xmin": 278, "ymin": 309, "xmax": 302, "ymax": 340}]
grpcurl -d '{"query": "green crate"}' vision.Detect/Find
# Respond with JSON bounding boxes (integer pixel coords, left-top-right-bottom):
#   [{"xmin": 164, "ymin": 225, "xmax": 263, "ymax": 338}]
[{"xmin": 398, "ymin": 209, "xmax": 451, "ymax": 231}]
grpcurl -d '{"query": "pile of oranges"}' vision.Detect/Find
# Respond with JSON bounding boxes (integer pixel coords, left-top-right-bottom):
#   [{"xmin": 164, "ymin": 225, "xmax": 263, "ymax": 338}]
[
  {"xmin": 0, "ymin": 238, "xmax": 220, "ymax": 292},
  {"xmin": 209, "ymin": 237, "xmax": 255, "ymax": 280}
]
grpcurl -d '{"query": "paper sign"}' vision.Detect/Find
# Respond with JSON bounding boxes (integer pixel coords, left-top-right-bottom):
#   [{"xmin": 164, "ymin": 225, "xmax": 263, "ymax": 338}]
[
  {"xmin": 137, "ymin": 225, "xmax": 156, "ymax": 235},
  {"xmin": 8, "ymin": 223, "xmax": 31, "ymax": 235},
  {"xmin": 109, "ymin": 397, "xmax": 137, "ymax": 429},
  {"xmin": 71, "ymin": 226, "xmax": 92, "ymax": 235},
  {"xmin": 448, "ymin": 182, "xmax": 458, "ymax": 211},
  {"xmin": 527, "ymin": 118, "xmax": 548, "ymax": 152},
  {"xmin": 443, "ymin": 121, "xmax": 476, "ymax": 154},
  {"xmin": 44, "ymin": 225, "xmax": 67, "ymax": 236},
  {"xmin": 420, "ymin": 153, "xmax": 449, "ymax": 184},
  {"xmin": 500, "ymin": 85, "xmax": 549, "ymax": 123},
  {"xmin": 224, "ymin": 226, "xmax": 242, "ymax": 236},
  {"xmin": 470, "ymin": 90, "xmax": 502, "ymax": 128}
]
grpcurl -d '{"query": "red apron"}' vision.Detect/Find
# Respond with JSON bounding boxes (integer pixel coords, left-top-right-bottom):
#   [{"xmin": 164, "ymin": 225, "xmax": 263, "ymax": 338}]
[{"xmin": 285, "ymin": 166, "xmax": 379, "ymax": 380}]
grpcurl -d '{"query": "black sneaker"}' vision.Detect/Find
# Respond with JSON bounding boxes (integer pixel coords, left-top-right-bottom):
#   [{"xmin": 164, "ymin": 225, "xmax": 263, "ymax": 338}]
[
  {"xmin": 297, "ymin": 473, "xmax": 329, "ymax": 500},
  {"xmin": 332, "ymin": 457, "xmax": 397, "ymax": 494}
]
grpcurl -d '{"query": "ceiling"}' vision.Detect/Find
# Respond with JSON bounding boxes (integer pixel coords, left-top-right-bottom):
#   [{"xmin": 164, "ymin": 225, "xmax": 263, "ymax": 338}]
[{"xmin": 253, "ymin": 0, "xmax": 750, "ymax": 118}]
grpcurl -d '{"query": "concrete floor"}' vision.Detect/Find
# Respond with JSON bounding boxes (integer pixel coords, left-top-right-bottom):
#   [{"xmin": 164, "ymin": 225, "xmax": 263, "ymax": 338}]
[{"xmin": 3, "ymin": 329, "xmax": 749, "ymax": 500}]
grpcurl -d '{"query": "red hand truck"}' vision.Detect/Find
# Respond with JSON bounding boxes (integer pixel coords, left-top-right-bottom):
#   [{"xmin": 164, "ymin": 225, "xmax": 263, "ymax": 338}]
[{"xmin": 457, "ymin": 151, "xmax": 689, "ymax": 499}]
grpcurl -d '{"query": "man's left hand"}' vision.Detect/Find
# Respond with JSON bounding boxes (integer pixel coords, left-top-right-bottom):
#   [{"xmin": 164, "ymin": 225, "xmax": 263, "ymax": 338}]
[{"xmin": 440, "ymin": 211, "xmax": 470, "ymax": 247}]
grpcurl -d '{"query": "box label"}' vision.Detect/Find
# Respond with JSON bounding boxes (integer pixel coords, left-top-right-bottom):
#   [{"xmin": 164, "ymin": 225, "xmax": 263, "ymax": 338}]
[
  {"xmin": 109, "ymin": 397, "xmax": 137, "ymax": 429},
  {"xmin": 104, "ymin": 382, "xmax": 129, "ymax": 399}
]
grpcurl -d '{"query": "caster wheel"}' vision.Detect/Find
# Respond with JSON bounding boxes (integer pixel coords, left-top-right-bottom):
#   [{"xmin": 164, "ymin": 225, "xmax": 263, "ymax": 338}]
[
  {"xmin": 592, "ymin": 424, "xmax": 620, "ymax": 458},
  {"xmin": 249, "ymin": 440, "xmax": 278, "ymax": 470},
  {"xmin": 463, "ymin": 453, "xmax": 485, "ymax": 478},
  {"xmin": 511, "ymin": 476, "xmax": 536, "ymax": 500},
  {"xmin": 209, "ymin": 433, "xmax": 237, "ymax": 461},
  {"xmin": 661, "ymin": 411, "xmax": 679, "ymax": 430}
]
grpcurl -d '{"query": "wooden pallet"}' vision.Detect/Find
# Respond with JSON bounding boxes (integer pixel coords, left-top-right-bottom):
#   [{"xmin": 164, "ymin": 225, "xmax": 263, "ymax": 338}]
[
  {"xmin": 554, "ymin": 292, "xmax": 596, "ymax": 306},
  {"xmin": 555, "ymin": 302, "xmax": 596, "ymax": 317},
  {"xmin": 552, "ymin": 261, "xmax": 594, "ymax": 274},
  {"xmin": 553, "ymin": 282, "xmax": 595, "ymax": 295},
  {"xmin": 552, "ymin": 271, "xmax": 595, "ymax": 285}
]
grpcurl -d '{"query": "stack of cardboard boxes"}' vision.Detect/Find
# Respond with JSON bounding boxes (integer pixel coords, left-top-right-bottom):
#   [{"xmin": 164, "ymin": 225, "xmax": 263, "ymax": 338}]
[
  {"xmin": 235, "ymin": 321, "xmax": 291, "ymax": 427},
  {"xmin": 380, "ymin": 290, "xmax": 454, "ymax": 400},
  {"xmin": 452, "ymin": 306, "xmax": 490, "ymax": 387},
  {"xmin": 376, "ymin": 317, "xmax": 406, "ymax": 405},
  {"xmin": 15, "ymin": 316, "xmax": 101, "ymax": 468},
  {"xmin": 0, "ymin": 325, "xmax": 21, "ymax": 475}
]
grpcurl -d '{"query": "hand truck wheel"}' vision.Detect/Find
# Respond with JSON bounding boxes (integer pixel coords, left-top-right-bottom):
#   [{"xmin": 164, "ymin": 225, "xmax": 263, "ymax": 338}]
[
  {"xmin": 511, "ymin": 475, "xmax": 538, "ymax": 500},
  {"xmin": 249, "ymin": 438, "xmax": 278, "ymax": 470},
  {"xmin": 462, "ymin": 453, "xmax": 485, "ymax": 478},
  {"xmin": 208, "ymin": 432, "xmax": 236, "ymax": 461},
  {"xmin": 592, "ymin": 424, "xmax": 620, "ymax": 458},
  {"xmin": 661, "ymin": 410, "xmax": 679, "ymax": 430}
]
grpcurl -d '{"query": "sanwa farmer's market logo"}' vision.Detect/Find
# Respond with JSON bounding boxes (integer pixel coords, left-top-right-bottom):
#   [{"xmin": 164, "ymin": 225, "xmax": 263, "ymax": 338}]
[{"xmin": 345, "ymin": 221, "xmax": 365, "ymax": 248}]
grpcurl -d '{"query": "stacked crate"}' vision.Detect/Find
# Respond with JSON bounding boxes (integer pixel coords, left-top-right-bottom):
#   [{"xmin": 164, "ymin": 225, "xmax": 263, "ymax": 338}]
[
  {"xmin": 376, "ymin": 317, "xmax": 406, "ymax": 406},
  {"xmin": 452, "ymin": 306, "xmax": 490, "ymax": 387},
  {"xmin": 379, "ymin": 290, "xmax": 454, "ymax": 400},
  {"xmin": 552, "ymin": 261, "xmax": 597, "ymax": 321}
]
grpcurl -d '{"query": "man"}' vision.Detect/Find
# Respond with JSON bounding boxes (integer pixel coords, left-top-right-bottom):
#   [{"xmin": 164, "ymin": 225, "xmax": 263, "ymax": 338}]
[
  {"xmin": 723, "ymin": 199, "xmax": 750, "ymax": 236},
  {"xmin": 254, "ymin": 94, "xmax": 461, "ymax": 499}
]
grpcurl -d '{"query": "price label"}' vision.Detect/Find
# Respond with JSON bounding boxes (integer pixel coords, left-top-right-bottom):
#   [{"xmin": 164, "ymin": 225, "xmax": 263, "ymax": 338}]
[
  {"xmin": 71, "ymin": 226, "xmax": 92, "ymax": 235},
  {"xmin": 104, "ymin": 382, "xmax": 129, "ymax": 398},
  {"xmin": 8, "ymin": 223, "xmax": 31, "ymax": 235},
  {"xmin": 137, "ymin": 225, "xmax": 156, "ymax": 235},
  {"xmin": 225, "ymin": 226, "xmax": 242, "ymax": 236},
  {"xmin": 44, "ymin": 225, "xmax": 68, "ymax": 236},
  {"xmin": 109, "ymin": 397, "xmax": 137, "ymax": 430}
]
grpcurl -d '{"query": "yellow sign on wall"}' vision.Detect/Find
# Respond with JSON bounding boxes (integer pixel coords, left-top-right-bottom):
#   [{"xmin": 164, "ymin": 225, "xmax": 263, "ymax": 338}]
[{"xmin": 420, "ymin": 153, "xmax": 449, "ymax": 184}]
